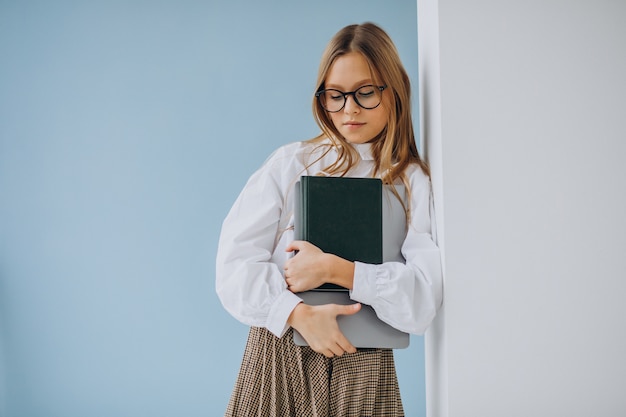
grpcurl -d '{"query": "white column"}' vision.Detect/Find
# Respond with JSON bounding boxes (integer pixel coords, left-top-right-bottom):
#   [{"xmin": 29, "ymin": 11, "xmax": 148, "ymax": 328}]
[
  {"xmin": 419, "ymin": 1, "xmax": 626, "ymax": 416},
  {"xmin": 417, "ymin": 1, "xmax": 448, "ymax": 417}
]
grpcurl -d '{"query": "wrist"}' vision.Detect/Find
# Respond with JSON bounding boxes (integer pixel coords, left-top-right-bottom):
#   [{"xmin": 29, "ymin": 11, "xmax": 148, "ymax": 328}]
[
  {"xmin": 326, "ymin": 253, "xmax": 355, "ymax": 290},
  {"xmin": 287, "ymin": 302, "xmax": 308, "ymax": 329}
]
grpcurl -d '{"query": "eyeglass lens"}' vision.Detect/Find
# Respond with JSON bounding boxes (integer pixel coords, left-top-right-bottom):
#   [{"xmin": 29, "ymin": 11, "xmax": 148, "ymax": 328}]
[{"xmin": 318, "ymin": 85, "xmax": 383, "ymax": 112}]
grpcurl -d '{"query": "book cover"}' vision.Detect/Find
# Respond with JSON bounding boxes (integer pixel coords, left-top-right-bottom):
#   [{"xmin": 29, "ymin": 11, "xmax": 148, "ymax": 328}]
[{"xmin": 294, "ymin": 176, "xmax": 383, "ymax": 291}]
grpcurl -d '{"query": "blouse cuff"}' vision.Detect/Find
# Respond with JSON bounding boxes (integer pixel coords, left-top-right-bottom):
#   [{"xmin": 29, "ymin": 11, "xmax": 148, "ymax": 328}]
[
  {"xmin": 266, "ymin": 290, "xmax": 303, "ymax": 338},
  {"xmin": 350, "ymin": 261, "xmax": 378, "ymax": 305}
]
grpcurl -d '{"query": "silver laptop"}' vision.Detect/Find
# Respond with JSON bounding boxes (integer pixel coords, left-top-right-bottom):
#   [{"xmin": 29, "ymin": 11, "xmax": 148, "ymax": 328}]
[{"xmin": 293, "ymin": 185, "xmax": 410, "ymax": 349}]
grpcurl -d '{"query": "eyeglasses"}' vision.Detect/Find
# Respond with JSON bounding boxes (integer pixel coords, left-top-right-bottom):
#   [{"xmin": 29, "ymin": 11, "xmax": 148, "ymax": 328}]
[{"xmin": 315, "ymin": 84, "xmax": 387, "ymax": 113}]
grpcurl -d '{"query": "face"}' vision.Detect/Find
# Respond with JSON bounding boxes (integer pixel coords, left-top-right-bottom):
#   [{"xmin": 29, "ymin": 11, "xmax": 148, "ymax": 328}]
[{"xmin": 323, "ymin": 52, "xmax": 390, "ymax": 144}]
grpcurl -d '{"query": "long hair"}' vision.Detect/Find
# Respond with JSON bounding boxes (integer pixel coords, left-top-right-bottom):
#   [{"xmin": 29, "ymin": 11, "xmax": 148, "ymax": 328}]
[{"xmin": 308, "ymin": 22, "xmax": 430, "ymax": 183}]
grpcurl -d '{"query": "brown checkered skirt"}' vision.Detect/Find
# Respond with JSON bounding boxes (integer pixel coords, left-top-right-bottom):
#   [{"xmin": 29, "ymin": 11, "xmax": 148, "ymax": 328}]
[{"xmin": 224, "ymin": 327, "xmax": 404, "ymax": 417}]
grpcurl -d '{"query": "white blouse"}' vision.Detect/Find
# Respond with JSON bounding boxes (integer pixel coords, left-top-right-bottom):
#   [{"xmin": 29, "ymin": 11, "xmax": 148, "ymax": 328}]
[{"xmin": 215, "ymin": 139, "xmax": 443, "ymax": 338}]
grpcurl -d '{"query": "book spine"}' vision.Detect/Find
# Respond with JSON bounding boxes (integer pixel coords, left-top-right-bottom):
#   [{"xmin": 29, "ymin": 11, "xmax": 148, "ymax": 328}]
[
  {"xmin": 297, "ymin": 176, "xmax": 310, "ymax": 241},
  {"xmin": 293, "ymin": 179, "xmax": 303, "ymax": 241}
]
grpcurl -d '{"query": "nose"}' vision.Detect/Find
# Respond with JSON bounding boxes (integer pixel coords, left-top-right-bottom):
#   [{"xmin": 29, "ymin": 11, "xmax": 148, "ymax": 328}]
[{"xmin": 343, "ymin": 93, "xmax": 360, "ymax": 114}]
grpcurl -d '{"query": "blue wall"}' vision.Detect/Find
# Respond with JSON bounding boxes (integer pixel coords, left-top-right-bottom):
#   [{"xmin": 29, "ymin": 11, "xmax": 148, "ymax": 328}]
[{"xmin": 0, "ymin": 1, "xmax": 423, "ymax": 416}]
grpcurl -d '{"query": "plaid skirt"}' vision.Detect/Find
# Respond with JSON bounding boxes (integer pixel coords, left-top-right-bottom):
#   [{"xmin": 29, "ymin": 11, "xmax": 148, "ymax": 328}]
[{"xmin": 224, "ymin": 327, "xmax": 404, "ymax": 417}]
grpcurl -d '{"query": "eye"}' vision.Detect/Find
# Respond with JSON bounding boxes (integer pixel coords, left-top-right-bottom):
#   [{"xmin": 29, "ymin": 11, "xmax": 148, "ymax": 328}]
[
  {"xmin": 326, "ymin": 90, "xmax": 344, "ymax": 101},
  {"xmin": 357, "ymin": 86, "xmax": 376, "ymax": 97}
]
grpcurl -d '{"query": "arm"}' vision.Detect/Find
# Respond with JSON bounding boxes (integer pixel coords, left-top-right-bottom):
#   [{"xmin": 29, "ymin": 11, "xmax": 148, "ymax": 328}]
[
  {"xmin": 215, "ymin": 145, "xmax": 364, "ymax": 352},
  {"xmin": 349, "ymin": 170, "xmax": 443, "ymax": 334},
  {"xmin": 215, "ymin": 155, "xmax": 302, "ymax": 338},
  {"xmin": 282, "ymin": 169, "xmax": 443, "ymax": 335}
]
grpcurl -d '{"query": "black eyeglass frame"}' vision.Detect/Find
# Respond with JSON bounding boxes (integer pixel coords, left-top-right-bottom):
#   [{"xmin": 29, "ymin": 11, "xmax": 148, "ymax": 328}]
[{"xmin": 315, "ymin": 84, "xmax": 388, "ymax": 113}]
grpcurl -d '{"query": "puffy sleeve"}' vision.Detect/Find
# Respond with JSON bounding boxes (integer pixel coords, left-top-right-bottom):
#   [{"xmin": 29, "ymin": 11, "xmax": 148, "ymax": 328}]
[
  {"xmin": 215, "ymin": 151, "xmax": 302, "ymax": 338},
  {"xmin": 349, "ymin": 168, "xmax": 443, "ymax": 335}
]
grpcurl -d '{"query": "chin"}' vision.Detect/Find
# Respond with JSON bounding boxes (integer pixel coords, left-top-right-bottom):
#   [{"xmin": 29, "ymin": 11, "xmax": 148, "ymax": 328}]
[
  {"xmin": 343, "ymin": 135, "xmax": 372, "ymax": 144},
  {"xmin": 340, "ymin": 128, "xmax": 384, "ymax": 144}
]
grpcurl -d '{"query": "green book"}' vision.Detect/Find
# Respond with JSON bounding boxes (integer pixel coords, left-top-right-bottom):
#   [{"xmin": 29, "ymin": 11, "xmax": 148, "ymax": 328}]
[{"xmin": 294, "ymin": 176, "xmax": 383, "ymax": 291}]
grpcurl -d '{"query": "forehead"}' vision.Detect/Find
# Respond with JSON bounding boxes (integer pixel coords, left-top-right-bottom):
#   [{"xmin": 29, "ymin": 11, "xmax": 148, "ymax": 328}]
[{"xmin": 325, "ymin": 52, "xmax": 376, "ymax": 89}]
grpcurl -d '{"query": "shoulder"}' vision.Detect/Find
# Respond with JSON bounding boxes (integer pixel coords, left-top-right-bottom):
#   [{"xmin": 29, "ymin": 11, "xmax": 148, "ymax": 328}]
[
  {"xmin": 264, "ymin": 140, "xmax": 312, "ymax": 163},
  {"xmin": 261, "ymin": 139, "xmax": 333, "ymax": 172},
  {"xmin": 244, "ymin": 139, "xmax": 331, "ymax": 193},
  {"xmin": 405, "ymin": 162, "xmax": 431, "ymax": 190}
]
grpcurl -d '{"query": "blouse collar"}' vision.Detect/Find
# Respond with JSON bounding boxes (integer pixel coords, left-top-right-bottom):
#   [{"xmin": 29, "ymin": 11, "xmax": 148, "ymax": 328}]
[{"xmin": 351, "ymin": 143, "xmax": 374, "ymax": 161}]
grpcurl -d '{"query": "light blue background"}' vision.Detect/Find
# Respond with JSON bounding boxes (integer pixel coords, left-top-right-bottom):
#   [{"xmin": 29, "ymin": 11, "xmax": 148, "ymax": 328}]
[{"xmin": 0, "ymin": 1, "xmax": 424, "ymax": 416}]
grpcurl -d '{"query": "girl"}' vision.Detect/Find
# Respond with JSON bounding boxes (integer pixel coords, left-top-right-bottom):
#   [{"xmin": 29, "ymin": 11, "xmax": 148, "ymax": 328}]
[{"xmin": 216, "ymin": 22, "xmax": 443, "ymax": 417}]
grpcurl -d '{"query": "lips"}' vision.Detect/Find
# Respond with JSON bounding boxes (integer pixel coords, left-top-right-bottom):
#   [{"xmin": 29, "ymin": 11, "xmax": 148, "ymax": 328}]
[{"xmin": 344, "ymin": 121, "xmax": 365, "ymax": 127}]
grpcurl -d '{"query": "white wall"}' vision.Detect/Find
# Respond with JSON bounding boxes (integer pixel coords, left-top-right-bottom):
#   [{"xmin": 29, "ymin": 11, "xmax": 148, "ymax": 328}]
[{"xmin": 419, "ymin": 1, "xmax": 626, "ymax": 416}]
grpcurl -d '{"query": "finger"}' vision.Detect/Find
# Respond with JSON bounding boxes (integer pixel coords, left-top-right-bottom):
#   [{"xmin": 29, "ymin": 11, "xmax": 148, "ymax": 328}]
[
  {"xmin": 285, "ymin": 280, "xmax": 300, "ymax": 293},
  {"xmin": 335, "ymin": 303, "xmax": 361, "ymax": 317},
  {"xmin": 329, "ymin": 342, "xmax": 346, "ymax": 357},
  {"xmin": 326, "ymin": 325, "xmax": 356, "ymax": 355},
  {"xmin": 337, "ymin": 337, "xmax": 357, "ymax": 355},
  {"xmin": 285, "ymin": 240, "xmax": 304, "ymax": 253}
]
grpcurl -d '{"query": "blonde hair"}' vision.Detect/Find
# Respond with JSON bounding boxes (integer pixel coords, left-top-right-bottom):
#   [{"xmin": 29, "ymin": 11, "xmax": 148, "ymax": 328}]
[{"xmin": 308, "ymin": 22, "xmax": 430, "ymax": 184}]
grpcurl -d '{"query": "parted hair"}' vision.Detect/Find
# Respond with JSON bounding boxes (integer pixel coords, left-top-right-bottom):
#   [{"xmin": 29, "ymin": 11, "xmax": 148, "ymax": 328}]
[{"xmin": 309, "ymin": 22, "xmax": 430, "ymax": 184}]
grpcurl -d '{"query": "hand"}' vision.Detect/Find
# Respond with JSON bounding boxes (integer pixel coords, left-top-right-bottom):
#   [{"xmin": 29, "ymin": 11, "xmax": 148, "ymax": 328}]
[
  {"xmin": 284, "ymin": 241, "xmax": 329, "ymax": 293},
  {"xmin": 288, "ymin": 302, "xmax": 361, "ymax": 357}
]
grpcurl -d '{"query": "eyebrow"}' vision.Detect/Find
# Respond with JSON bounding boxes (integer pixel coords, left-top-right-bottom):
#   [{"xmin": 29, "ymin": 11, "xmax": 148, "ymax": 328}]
[{"xmin": 324, "ymin": 79, "xmax": 374, "ymax": 90}]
